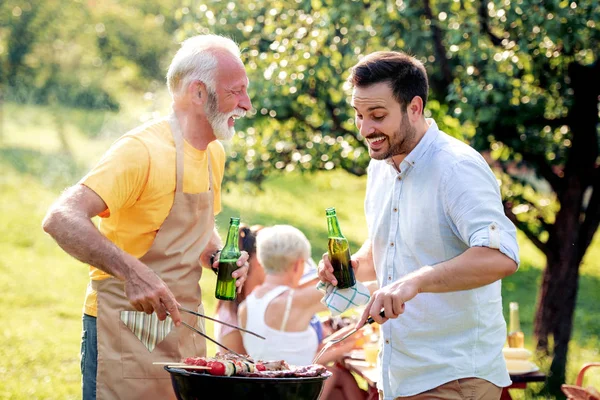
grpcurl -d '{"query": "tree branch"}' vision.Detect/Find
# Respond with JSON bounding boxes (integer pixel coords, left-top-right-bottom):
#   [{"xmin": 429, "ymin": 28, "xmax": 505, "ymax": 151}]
[
  {"xmin": 423, "ymin": 0, "xmax": 452, "ymax": 86},
  {"xmin": 503, "ymin": 202, "xmax": 549, "ymax": 256},
  {"xmin": 342, "ymin": 165, "xmax": 368, "ymax": 177},
  {"xmin": 578, "ymin": 170, "xmax": 600, "ymax": 258},
  {"xmin": 323, "ymin": 97, "xmax": 359, "ymax": 139},
  {"xmin": 518, "ymin": 151, "xmax": 563, "ymax": 194},
  {"xmin": 531, "ymin": 115, "xmax": 570, "ymax": 129},
  {"xmin": 285, "ymin": 109, "xmax": 324, "ymax": 132},
  {"xmin": 478, "ymin": 0, "xmax": 503, "ymax": 46},
  {"xmin": 515, "ymin": 197, "xmax": 553, "ymax": 233},
  {"xmin": 488, "ymin": 116, "xmax": 564, "ymax": 193}
]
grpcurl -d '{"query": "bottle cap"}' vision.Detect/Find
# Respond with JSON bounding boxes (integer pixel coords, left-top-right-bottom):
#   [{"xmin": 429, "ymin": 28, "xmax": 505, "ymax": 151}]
[
  {"xmin": 325, "ymin": 207, "xmax": 336, "ymax": 216},
  {"xmin": 509, "ymin": 302, "xmax": 519, "ymax": 310}
]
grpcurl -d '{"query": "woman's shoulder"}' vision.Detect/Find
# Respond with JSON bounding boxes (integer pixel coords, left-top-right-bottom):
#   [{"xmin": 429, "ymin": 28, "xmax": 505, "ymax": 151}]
[{"xmin": 250, "ymin": 285, "xmax": 290, "ymax": 300}]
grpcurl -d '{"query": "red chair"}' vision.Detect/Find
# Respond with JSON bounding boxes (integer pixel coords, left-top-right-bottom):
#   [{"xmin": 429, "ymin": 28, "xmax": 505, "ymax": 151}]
[{"xmin": 562, "ymin": 363, "xmax": 600, "ymax": 400}]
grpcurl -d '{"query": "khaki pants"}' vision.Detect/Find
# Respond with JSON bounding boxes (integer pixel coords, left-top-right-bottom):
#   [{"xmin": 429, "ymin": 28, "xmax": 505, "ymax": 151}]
[{"xmin": 379, "ymin": 378, "xmax": 502, "ymax": 400}]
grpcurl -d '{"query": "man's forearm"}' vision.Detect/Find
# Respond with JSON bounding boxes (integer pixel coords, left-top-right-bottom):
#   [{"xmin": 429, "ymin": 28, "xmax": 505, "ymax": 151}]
[
  {"xmin": 410, "ymin": 246, "xmax": 518, "ymax": 293},
  {"xmin": 43, "ymin": 205, "xmax": 137, "ymax": 281}
]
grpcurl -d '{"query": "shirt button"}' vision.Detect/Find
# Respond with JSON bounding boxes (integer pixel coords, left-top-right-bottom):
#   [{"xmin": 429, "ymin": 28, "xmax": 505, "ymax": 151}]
[
  {"xmin": 397, "ymin": 176, "xmax": 402, "ymax": 181},
  {"xmin": 390, "ymin": 242, "xmax": 394, "ymax": 247},
  {"xmin": 393, "ymin": 208, "xmax": 398, "ymax": 212},
  {"xmin": 385, "ymin": 339, "xmax": 390, "ymax": 344},
  {"xmin": 388, "ymin": 276, "xmax": 392, "ymax": 281}
]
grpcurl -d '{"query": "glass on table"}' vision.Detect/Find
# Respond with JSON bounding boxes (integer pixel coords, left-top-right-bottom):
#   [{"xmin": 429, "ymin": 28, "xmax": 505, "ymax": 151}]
[{"xmin": 363, "ymin": 342, "xmax": 379, "ymax": 366}]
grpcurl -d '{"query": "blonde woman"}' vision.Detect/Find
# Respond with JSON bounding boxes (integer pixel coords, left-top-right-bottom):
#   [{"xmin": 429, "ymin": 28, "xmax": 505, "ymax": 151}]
[{"xmin": 239, "ymin": 225, "xmax": 367, "ymax": 400}]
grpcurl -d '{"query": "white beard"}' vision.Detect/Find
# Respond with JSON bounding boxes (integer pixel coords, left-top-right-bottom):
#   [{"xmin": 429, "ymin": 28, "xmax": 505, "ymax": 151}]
[
  {"xmin": 207, "ymin": 110, "xmax": 235, "ymax": 141},
  {"xmin": 205, "ymin": 91, "xmax": 245, "ymax": 141}
]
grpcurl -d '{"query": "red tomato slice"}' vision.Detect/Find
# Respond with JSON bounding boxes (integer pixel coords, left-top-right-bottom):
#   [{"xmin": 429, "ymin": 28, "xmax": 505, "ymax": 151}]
[{"xmin": 208, "ymin": 361, "xmax": 226, "ymax": 376}]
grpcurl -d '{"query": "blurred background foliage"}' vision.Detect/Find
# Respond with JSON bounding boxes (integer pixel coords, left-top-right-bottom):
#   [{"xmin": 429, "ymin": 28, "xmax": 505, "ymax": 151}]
[
  {"xmin": 1, "ymin": 0, "xmax": 599, "ymax": 397},
  {"xmin": 176, "ymin": 0, "xmax": 477, "ymax": 185},
  {"xmin": 0, "ymin": 0, "xmax": 177, "ymax": 109}
]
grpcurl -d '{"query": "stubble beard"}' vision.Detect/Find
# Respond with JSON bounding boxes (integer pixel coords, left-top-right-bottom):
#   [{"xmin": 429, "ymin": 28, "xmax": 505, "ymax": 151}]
[{"xmin": 370, "ymin": 118, "xmax": 416, "ymax": 160}]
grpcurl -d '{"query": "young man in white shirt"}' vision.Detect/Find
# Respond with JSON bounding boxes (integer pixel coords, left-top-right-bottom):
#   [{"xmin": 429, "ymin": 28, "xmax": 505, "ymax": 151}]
[{"xmin": 318, "ymin": 51, "xmax": 519, "ymax": 400}]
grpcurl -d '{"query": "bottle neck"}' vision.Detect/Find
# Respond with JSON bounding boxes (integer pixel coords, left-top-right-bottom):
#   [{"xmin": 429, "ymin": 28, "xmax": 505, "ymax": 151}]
[
  {"xmin": 327, "ymin": 215, "xmax": 344, "ymax": 238},
  {"xmin": 509, "ymin": 307, "xmax": 521, "ymax": 332},
  {"xmin": 222, "ymin": 222, "xmax": 240, "ymax": 257}
]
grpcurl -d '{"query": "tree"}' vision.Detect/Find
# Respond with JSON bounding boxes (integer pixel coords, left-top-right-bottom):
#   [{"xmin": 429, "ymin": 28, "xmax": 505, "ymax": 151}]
[
  {"xmin": 448, "ymin": 1, "xmax": 599, "ymax": 395},
  {"xmin": 180, "ymin": 0, "xmax": 599, "ymax": 395},
  {"xmin": 0, "ymin": 0, "xmax": 178, "ymax": 109}
]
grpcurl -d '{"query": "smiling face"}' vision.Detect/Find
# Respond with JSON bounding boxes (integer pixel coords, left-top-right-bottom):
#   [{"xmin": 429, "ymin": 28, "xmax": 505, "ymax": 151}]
[
  {"xmin": 352, "ymin": 82, "xmax": 417, "ymax": 161},
  {"xmin": 205, "ymin": 51, "xmax": 252, "ymax": 141}
]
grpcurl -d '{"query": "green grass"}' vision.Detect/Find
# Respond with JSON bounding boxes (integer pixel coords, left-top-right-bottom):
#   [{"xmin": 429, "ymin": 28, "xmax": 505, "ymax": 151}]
[{"xmin": 1, "ymin": 102, "xmax": 599, "ymax": 399}]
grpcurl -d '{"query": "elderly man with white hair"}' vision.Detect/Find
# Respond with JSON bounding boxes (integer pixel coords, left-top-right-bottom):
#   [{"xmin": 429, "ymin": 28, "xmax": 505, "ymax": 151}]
[{"xmin": 42, "ymin": 35, "xmax": 253, "ymax": 400}]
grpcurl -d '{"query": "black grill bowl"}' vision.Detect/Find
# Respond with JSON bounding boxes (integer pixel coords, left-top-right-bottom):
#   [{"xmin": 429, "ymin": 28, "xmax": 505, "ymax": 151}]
[{"xmin": 166, "ymin": 367, "xmax": 332, "ymax": 400}]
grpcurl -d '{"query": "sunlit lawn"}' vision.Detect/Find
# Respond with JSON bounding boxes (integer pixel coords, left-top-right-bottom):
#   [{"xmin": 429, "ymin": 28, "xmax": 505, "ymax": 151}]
[{"xmin": 0, "ymin": 102, "xmax": 598, "ymax": 399}]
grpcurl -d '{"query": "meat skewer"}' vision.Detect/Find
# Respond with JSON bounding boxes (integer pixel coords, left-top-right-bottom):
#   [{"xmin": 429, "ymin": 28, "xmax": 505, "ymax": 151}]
[{"xmin": 178, "ymin": 354, "xmax": 325, "ymax": 378}]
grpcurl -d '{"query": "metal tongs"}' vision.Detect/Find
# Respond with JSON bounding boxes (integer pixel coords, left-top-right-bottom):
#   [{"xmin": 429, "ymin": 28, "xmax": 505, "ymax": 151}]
[
  {"xmin": 166, "ymin": 306, "xmax": 265, "ymax": 363},
  {"xmin": 178, "ymin": 306, "xmax": 265, "ymax": 340},
  {"xmin": 313, "ymin": 310, "xmax": 386, "ymax": 364}
]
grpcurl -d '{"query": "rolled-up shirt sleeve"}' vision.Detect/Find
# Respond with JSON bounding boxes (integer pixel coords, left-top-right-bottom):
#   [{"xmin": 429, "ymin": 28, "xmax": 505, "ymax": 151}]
[{"xmin": 442, "ymin": 159, "xmax": 520, "ymax": 267}]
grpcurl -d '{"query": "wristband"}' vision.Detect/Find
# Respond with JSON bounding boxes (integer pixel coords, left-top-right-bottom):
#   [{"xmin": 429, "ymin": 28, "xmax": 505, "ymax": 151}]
[{"xmin": 210, "ymin": 250, "xmax": 221, "ymax": 274}]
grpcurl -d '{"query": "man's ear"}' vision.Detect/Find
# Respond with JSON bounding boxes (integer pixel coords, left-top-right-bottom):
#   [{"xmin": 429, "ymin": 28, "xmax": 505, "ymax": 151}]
[
  {"xmin": 190, "ymin": 80, "xmax": 207, "ymax": 106},
  {"xmin": 407, "ymin": 96, "xmax": 424, "ymax": 123}
]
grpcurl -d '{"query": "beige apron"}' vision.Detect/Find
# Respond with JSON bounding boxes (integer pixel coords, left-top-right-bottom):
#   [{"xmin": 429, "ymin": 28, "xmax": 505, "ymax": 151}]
[{"xmin": 94, "ymin": 115, "xmax": 214, "ymax": 400}]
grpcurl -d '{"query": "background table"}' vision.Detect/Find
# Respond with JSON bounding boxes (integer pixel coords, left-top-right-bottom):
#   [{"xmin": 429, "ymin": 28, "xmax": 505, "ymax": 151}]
[
  {"xmin": 502, "ymin": 371, "xmax": 546, "ymax": 400},
  {"xmin": 342, "ymin": 357, "xmax": 546, "ymax": 399}
]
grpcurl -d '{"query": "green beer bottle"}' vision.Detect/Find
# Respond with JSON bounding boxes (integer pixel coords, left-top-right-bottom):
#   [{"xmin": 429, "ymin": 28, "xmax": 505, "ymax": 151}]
[
  {"xmin": 215, "ymin": 217, "xmax": 241, "ymax": 301},
  {"xmin": 326, "ymin": 207, "xmax": 356, "ymax": 289}
]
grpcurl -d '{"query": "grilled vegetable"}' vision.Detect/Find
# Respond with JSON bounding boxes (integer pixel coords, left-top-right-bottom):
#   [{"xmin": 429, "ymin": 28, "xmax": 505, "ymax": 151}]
[{"xmin": 207, "ymin": 360, "xmax": 235, "ymax": 376}]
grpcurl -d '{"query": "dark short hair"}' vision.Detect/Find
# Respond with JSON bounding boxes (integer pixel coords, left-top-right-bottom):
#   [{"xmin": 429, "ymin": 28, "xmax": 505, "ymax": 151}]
[
  {"xmin": 348, "ymin": 51, "xmax": 429, "ymax": 110},
  {"xmin": 238, "ymin": 224, "xmax": 263, "ymax": 255}
]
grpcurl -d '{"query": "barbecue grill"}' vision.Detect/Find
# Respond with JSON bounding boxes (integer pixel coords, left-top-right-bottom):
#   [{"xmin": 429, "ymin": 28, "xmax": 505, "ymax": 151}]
[{"xmin": 166, "ymin": 366, "xmax": 331, "ymax": 400}]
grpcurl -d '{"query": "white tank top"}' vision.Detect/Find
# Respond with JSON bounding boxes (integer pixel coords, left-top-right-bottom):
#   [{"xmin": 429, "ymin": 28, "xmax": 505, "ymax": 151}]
[{"xmin": 242, "ymin": 285, "xmax": 319, "ymax": 366}]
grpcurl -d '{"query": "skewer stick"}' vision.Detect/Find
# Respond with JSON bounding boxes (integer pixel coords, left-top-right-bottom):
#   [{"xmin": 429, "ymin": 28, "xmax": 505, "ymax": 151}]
[
  {"xmin": 153, "ymin": 362, "xmax": 210, "ymax": 370},
  {"xmin": 153, "ymin": 362, "xmax": 187, "ymax": 365}
]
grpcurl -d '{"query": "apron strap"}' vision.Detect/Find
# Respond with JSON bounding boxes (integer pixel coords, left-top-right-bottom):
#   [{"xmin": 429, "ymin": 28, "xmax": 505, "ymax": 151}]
[
  {"xmin": 168, "ymin": 114, "xmax": 185, "ymax": 194},
  {"xmin": 207, "ymin": 151, "xmax": 213, "ymax": 192},
  {"xmin": 169, "ymin": 113, "xmax": 214, "ymax": 193}
]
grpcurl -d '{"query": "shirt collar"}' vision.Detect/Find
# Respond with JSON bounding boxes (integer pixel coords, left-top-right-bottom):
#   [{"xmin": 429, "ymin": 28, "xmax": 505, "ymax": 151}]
[{"xmin": 396, "ymin": 118, "xmax": 440, "ymax": 172}]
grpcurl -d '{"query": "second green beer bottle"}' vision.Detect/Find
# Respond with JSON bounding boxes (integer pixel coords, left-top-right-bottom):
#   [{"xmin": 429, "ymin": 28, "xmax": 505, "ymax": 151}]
[
  {"xmin": 326, "ymin": 207, "xmax": 356, "ymax": 289},
  {"xmin": 215, "ymin": 217, "xmax": 241, "ymax": 301}
]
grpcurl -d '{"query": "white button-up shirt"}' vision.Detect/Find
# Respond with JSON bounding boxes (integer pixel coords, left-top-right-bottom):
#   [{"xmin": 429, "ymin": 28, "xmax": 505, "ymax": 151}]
[{"xmin": 364, "ymin": 119, "xmax": 519, "ymax": 398}]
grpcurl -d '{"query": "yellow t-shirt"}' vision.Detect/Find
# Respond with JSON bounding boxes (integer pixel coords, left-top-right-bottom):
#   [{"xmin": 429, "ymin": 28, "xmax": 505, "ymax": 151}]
[{"xmin": 81, "ymin": 118, "xmax": 225, "ymax": 317}]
